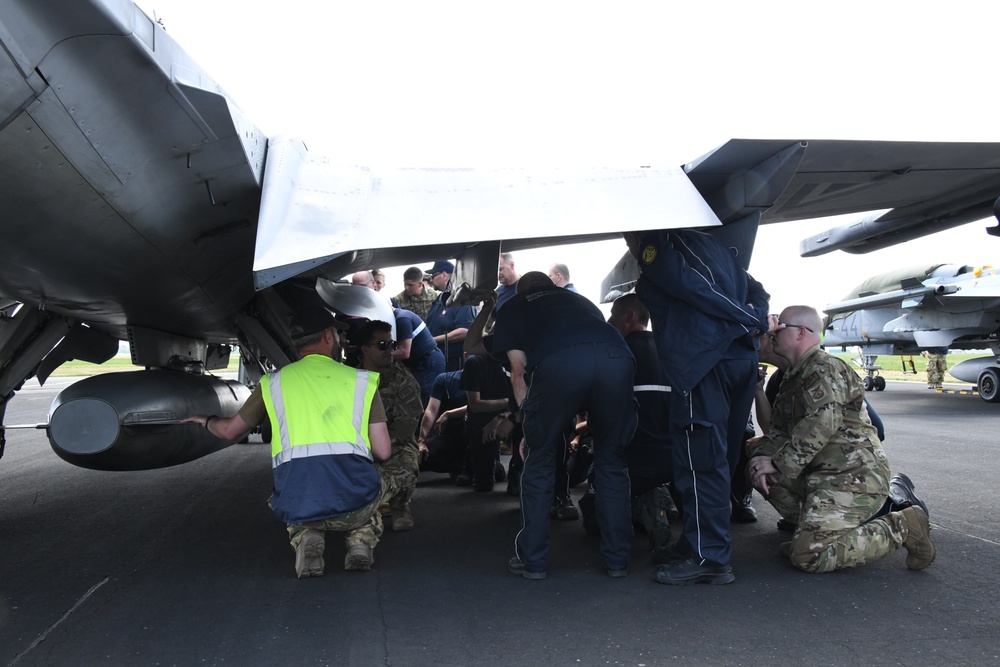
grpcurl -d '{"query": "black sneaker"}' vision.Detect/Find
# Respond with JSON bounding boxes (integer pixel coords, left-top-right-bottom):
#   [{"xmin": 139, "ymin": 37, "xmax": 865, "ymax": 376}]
[
  {"xmin": 494, "ymin": 460, "xmax": 507, "ymax": 483},
  {"xmin": 550, "ymin": 497, "xmax": 579, "ymax": 521},
  {"xmin": 731, "ymin": 493, "xmax": 758, "ymax": 523},
  {"xmin": 651, "ymin": 542, "xmax": 691, "ymax": 565},
  {"xmin": 653, "ymin": 557, "xmax": 734, "ymax": 585},
  {"xmin": 777, "ymin": 518, "xmax": 796, "ymax": 533},
  {"xmin": 508, "ymin": 556, "xmax": 547, "ymax": 580}
]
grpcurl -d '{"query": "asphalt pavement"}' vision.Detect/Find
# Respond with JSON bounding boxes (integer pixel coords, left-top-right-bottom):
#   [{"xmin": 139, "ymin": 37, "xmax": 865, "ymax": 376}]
[{"xmin": 1, "ymin": 377, "xmax": 998, "ymax": 666}]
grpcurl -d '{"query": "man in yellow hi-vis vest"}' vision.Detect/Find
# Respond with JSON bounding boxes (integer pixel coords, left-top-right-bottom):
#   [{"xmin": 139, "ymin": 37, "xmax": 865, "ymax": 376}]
[{"xmin": 183, "ymin": 305, "xmax": 392, "ymax": 579}]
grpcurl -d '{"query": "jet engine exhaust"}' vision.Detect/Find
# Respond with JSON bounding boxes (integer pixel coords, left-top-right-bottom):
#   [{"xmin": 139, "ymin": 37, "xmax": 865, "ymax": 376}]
[{"xmin": 47, "ymin": 371, "xmax": 251, "ymax": 471}]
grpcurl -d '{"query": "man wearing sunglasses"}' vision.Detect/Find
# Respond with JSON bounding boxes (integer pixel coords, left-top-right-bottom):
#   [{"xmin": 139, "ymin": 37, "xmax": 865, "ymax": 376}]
[
  {"xmin": 747, "ymin": 306, "xmax": 935, "ymax": 573},
  {"xmin": 357, "ymin": 320, "xmax": 424, "ymax": 532}
]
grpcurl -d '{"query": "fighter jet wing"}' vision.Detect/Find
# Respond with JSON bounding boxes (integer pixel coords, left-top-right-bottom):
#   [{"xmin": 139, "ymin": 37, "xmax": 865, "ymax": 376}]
[
  {"xmin": 251, "ymin": 137, "xmax": 722, "ymax": 289},
  {"xmin": 684, "ymin": 139, "xmax": 1000, "ymax": 256}
]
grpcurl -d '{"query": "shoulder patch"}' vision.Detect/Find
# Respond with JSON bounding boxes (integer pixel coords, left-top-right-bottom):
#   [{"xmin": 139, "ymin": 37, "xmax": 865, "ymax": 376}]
[
  {"xmin": 642, "ymin": 244, "xmax": 657, "ymax": 264},
  {"xmin": 805, "ymin": 374, "xmax": 829, "ymax": 403}
]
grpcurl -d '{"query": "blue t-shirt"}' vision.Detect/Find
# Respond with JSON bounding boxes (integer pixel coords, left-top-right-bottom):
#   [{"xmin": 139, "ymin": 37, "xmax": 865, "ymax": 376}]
[
  {"xmin": 426, "ymin": 293, "xmax": 477, "ymax": 362},
  {"xmin": 430, "ymin": 370, "xmax": 466, "ymax": 410},
  {"xmin": 495, "ymin": 282, "xmax": 518, "ymax": 310},
  {"xmin": 395, "ymin": 308, "xmax": 437, "ymax": 365}
]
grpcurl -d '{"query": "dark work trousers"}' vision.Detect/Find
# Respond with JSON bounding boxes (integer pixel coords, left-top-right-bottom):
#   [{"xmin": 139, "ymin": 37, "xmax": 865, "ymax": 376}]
[
  {"xmin": 554, "ymin": 428, "xmax": 572, "ymax": 502},
  {"xmin": 420, "ymin": 421, "xmax": 466, "ymax": 475},
  {"xmin": 626, "ymin": 441, "xmax": 673, "ymax": 497},
  {"xmin": 410, "ymin": 349, "xmax": 446, "ymax": 406},
  {"xmin": 671, "ymin": 358, "xmax": 757, "ymax": 567},
  {"xmin": 468, "ymin": 424, "xmax": 501, "ymax": 492},
  {"xmin": 516, "ymin": 345, "xmax": 637, "ymax": 573}
]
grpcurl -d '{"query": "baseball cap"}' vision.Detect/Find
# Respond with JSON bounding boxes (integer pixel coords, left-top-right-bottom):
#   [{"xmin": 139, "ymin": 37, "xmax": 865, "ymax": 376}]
[
  {"xmin": 424, "ymin": 260, "xmax": 455, "ymax": 275},
  {"xmin": 289, "ymin": 305, "xmax": 349, "ymax": 338}
]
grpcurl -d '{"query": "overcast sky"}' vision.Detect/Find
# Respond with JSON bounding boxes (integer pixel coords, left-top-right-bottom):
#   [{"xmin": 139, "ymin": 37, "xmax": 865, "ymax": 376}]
[{"xmin": 136, "ymin": 0, "xmax": 1000, "ymax": 311}]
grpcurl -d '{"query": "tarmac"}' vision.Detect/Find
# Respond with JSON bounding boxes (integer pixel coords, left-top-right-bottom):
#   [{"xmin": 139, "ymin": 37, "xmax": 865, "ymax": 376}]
[{"xmin": 1, "ymin": 377, "xmax": 998, "ymax": 666}]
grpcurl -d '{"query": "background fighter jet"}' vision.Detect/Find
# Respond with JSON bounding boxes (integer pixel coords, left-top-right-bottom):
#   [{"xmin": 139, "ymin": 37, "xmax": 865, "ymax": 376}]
[
  {"xmin": 4, "ymin": 0, "xmax": 1000, "ymax": 471},
  {"xmin": 822, "ymin": 263, "xmax": 1000, "ymax": 402}
]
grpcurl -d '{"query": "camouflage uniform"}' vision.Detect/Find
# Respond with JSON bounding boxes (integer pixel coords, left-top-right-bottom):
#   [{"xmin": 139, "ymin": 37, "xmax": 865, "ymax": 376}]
[
  {"xmin": 748, "ymin": 346, "xmax": 910, "ymax": 573},
  {"xmin": 288, "ymin": 477, "xmax": 389, "ymax": 551},
  {"xmin": 376, "ymin": 363, "xmax": 424, "ymax": 514},
  {"xmin": 926, "ymin": 352, "xmax": 947, "ymax": 387},
  {"xmin": 393, "ymin": 285, "xmax": 441, "ymax": 322}
]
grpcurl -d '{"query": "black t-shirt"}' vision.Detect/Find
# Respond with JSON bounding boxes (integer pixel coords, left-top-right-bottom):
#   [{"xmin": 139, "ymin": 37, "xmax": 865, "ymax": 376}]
[
  {"xmin": 491, "ymin": 288, "xmax": 628, "ymax": 371},
  {"xmin": 461, "ymin": 354, "xmax": 510, "ymax": 431}
]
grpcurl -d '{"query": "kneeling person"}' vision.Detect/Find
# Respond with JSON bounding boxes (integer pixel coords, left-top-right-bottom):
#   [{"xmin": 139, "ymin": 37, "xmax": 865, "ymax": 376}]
[
  {"xmin": 357, "ymin": 319, "xmax": 424, "ymax": 531},
  {"xmin": 747, "ymin": 306, "xmax": 935, "ymax": 573},
  {"xmin": 183, "ymin": 305, "xmax": 392, "ymax": 578}
]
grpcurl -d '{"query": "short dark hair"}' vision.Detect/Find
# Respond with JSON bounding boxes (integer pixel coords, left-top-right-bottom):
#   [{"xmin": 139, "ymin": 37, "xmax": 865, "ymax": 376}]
[
  {"xmin": 614, "ymin": 293, "xmax": 649, "ymax": 326},
  {"xmin": 403, "ymin": 266, "xmax": 423, "ymax": 282},
  {"xmin": 357, "ymin": 320, "xmax": 393, "ymax": 347}
]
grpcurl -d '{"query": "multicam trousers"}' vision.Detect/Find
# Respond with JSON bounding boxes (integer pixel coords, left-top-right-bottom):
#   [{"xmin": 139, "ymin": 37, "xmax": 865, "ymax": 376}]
[
  {"xmin": 287, "ymin": 477, "xmax": 390, "ymax": 550},
  {"xmin": 766, "ymin": 472, "xmax": 907, "ymax": 573}
]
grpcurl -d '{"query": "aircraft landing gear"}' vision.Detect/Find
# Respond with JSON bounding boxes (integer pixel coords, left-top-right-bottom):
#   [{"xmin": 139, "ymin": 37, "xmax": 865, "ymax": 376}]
[
  {"xmin": 862, "ymin": 373, "xmax": 886, "ymax": 391},
  {"xmin": 977, "ymin": 368, "xmax": 1000, "ymax": 403}
]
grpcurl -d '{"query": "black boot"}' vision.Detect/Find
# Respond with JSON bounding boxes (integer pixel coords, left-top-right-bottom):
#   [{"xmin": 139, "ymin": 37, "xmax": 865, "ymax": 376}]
[{"xmin": 730, "ymin": 491, "xmax": 758, "ymax": 523}]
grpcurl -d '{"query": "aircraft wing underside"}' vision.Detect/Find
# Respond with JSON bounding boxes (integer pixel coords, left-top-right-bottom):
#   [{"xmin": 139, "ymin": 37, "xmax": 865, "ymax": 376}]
[
  {"xmin": 685, "ymin": 139, "xmax": 1000, "ymax": 256},
  {"xmin": 250, "ymin": 138, "xmax": 722, "ymax": 289}
]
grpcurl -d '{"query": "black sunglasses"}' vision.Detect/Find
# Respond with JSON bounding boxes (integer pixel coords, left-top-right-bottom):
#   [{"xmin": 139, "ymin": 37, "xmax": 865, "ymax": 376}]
[
  {"xmin": 369, "ymin": 339, "xmax": 398, "ymax": 351},
  {"xmin": 778, "ymin": 321, "xmax": 814, "ymax": 333}
]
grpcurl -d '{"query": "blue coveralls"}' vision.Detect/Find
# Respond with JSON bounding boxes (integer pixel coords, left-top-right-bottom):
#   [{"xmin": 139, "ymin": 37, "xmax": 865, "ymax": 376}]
[
  {"xmin": 635, "ymin": 229, "xmax": 769, "ymax": 567},
  {"xmin": 493, "ymin": 288, "xmax": 637, "ymax": 573}
]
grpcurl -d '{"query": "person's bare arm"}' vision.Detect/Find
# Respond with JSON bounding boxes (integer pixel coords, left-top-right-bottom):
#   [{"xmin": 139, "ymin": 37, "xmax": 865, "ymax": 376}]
[
  {"xmin": 466, "ymin": 389, "xmax": 509, "ymax": 413},
  {"xmin": 507, "ymin": 349, "xmax": 528, "ymax": 407},
  {"xmin": 368, "ymin": 421, "xmax": 391, "ymax": 461},
  {"xmin": 395, "ymin": 337, "xmax": 413, "ymax": 361},
  {"xmin": 181, "ymin": 413, "xmax": 253, "ymax": 441},
  {"xmin": 465, "ymin": 293, "xmax": 496, "ymax": 355}
]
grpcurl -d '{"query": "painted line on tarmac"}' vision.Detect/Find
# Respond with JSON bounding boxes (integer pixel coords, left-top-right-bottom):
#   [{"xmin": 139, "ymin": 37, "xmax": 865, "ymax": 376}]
[
  {"xmin": 932, "ymin": 522, "xmax": 1000, "ymax": 547},
  {"xmin": 8, "ymin": 577, "xmax": 109, "ymax": 666}
]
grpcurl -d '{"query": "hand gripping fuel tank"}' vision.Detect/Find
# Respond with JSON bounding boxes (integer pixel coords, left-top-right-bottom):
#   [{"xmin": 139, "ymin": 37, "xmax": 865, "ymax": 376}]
[{"xmin": 47, "ymin": 370, "xmax": 251, "ymax": 471}]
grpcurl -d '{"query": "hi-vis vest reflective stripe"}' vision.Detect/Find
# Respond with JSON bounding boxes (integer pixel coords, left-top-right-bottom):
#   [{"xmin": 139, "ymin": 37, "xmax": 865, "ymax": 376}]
[{"xmin": 261, "ymin": 356, "xmax": 377, "ymax": 469}]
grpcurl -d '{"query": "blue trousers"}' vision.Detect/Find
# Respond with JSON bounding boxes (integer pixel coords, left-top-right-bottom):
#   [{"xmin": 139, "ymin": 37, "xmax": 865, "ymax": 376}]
[
  {"xmin": 671, "ymin": 358, "xmax": 757, "ymax": 566},
  {"xmin": 516, "ymin": 345, "xmax": 636, "ymax": 572},
  {"xmin": 411, "ymin": 349, "xmax": 446, "ymax": 405}
]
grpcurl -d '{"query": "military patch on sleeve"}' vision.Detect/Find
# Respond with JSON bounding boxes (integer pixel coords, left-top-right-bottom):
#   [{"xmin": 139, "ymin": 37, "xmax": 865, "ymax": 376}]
[
  {"xmin": 642, "ymin": 244, "xmax": 657, "ymax": 264},
  {"xmin": 805, "ymin": 374, "xmax": 829, "ymax": 403}
]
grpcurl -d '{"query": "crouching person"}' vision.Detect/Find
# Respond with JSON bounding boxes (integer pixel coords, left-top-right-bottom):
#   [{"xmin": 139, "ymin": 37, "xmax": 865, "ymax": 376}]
[
  {"xmin": 183, "ymin": 305, "xmax": 392, "ymax": 578},
  {"xmin": 746, "ymin": 306, "xmax": 935, "ymax": 573}
]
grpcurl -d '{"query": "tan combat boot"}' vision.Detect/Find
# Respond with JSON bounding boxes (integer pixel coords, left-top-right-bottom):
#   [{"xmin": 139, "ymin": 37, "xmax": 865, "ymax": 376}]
[{"xmin": 900, "ymin": 506, "xmax": 936, "ymax": 570}]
